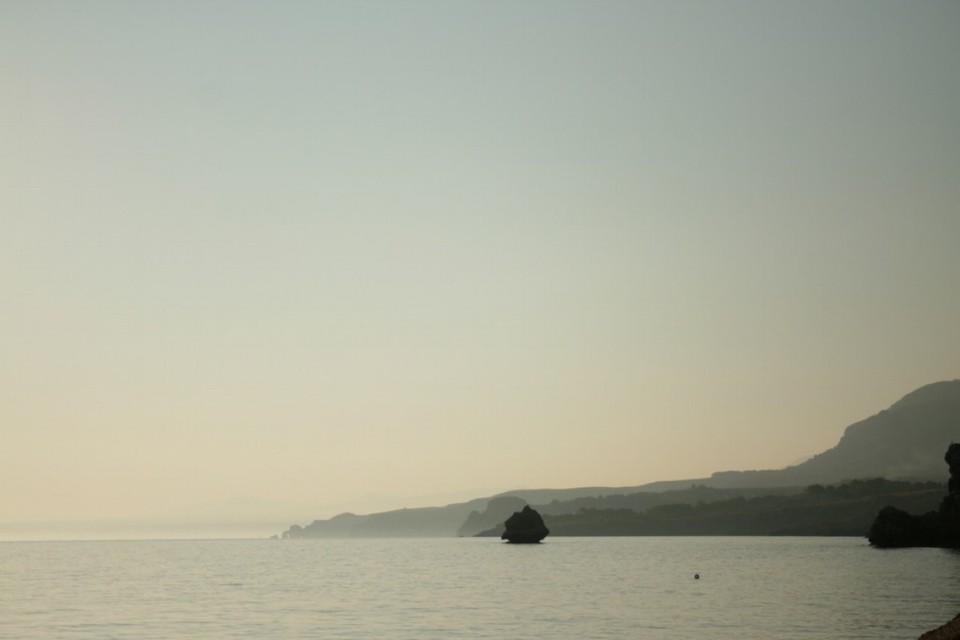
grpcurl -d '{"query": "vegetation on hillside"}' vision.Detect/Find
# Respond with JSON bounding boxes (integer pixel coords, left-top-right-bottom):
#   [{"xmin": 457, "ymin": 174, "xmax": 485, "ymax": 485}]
[{"xmin": 476, "ymin": 479, "xmax": 944, "ymax": 537}]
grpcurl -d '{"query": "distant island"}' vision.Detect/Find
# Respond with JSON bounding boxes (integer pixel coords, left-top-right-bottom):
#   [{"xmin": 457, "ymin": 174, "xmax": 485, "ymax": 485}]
[{"xmin": 280, "ymin": 379, "xmax": 960, "ymax": 540}]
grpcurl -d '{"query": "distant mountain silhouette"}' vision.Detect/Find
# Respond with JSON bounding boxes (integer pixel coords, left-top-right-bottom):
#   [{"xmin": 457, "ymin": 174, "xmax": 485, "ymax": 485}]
[
  {"xmin": 282, "ymin": 499, "xmax": 489, "ymax": 538},
  {"xmin": 280, "ymin": 379, "xmax": 960, "ymax": 538},
  {"xmin": 456, "ymin": 496, "xmax": 527, "ymax": 537},
  {"xmin": 698, "ymin": 379, "xmax": 960, "ymax": 489}
]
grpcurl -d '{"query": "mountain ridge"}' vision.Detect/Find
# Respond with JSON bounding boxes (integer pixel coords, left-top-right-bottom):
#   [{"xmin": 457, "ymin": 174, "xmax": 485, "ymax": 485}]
[{"xmin": 702, "ymin": 379, "xmax": 960, "ymax": 489}]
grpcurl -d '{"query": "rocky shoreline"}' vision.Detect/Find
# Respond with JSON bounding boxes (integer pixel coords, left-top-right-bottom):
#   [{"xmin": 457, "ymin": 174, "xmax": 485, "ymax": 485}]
[
  {"xmin": 869, "ymin": 443, "xmax": 960, "ymax": 548},
  {"xmin": 919, "ymin": 614, "xmax": 960, "ymax": 640}
]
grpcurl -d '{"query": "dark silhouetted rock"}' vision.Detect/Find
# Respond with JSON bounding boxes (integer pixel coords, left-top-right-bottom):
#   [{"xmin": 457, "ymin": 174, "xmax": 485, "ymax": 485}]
[
  {"xmin": 947, "ymin": 442, "xmax": 960, "ymax": 494},
  {"xmin": 939, "ymin": 443, "xmax": 960, "ymax": 543},
  {"xmin": 869, "ymin": 442, "xmax": 960, "ymax": 548},
  {"xmin": 501, "ymin": 505, "xmax": 549, "ymax": 543},
  {"xmin": 867, "ymin": 505, "xmax": 940, "ymax": 547}
]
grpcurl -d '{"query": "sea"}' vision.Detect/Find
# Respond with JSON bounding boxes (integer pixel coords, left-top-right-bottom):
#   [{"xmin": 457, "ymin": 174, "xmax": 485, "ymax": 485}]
[{"xmin": 1, "ymin": 536, "xmax": 957, "ymax": 639}]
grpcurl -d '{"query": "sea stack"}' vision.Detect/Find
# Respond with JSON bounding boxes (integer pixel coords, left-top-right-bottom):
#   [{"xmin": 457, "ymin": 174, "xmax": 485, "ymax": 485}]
[{"xmin": 501, "ymin": 505, "xmax": 549, "ymax": 543}]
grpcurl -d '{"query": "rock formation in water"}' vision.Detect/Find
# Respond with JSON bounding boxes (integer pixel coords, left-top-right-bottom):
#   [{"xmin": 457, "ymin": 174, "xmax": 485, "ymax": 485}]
[
  {"xmin": 868, "ymin": 443, "xmax": 960, "ymax": 548},
  {"xmin": 500, "ymin": 505, "xmax": 549, "ymax": 543}
]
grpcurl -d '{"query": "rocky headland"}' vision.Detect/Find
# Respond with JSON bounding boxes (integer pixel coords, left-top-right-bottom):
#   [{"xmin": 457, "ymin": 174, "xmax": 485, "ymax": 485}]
[{"xmin": 868, "ymin": 443, "xmax": 960, "ymax": 548}]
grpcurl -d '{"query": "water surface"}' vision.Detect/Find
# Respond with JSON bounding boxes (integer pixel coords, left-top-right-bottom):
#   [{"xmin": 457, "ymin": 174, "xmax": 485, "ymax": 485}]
[{"xmin": 1, "ymin": 537, "xmax": 957, "ymax": 639}]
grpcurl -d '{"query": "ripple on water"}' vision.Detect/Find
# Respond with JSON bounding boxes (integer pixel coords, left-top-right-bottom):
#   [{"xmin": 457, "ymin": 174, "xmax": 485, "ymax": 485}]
[{"xmin": 0, "ymin": 537, "xmax": 957, "ymax": 640}]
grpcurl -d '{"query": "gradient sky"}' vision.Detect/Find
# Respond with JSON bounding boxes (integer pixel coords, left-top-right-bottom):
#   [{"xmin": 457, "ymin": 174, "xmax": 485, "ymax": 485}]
[{"xmin": 3, "ymin": 1, "xmax": 959, "ymax": 523}]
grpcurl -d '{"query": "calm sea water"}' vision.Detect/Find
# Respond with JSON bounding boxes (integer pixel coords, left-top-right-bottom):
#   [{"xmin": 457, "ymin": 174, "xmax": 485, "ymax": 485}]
[{"xmin": 1, "ymin": 537, "xmax": 957, "ymax": 639}]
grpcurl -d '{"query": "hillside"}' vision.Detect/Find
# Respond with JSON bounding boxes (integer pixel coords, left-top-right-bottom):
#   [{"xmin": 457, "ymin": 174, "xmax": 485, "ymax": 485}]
[
  {"xmin": 280, "ymin": 380, "xmax": 960, "ymax": 538},
  {"xmin": 702, "ymin": 379, "xmax": 960, "ymax": 489},
  {"xmin": 475, "ymin": 479, "xmax": 946, "ymax": 537}
]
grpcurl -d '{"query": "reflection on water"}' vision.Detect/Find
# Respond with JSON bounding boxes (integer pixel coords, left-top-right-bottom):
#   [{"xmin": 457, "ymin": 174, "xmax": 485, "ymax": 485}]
[{"xmin": 0, "ymin": 537, "xmax": 956, "ymax": 639}]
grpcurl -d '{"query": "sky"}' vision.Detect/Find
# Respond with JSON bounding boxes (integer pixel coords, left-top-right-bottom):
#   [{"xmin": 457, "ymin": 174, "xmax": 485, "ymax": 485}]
[{"xmin": 2, "ymin": 1, "xmax": 959, "ymax": 527}]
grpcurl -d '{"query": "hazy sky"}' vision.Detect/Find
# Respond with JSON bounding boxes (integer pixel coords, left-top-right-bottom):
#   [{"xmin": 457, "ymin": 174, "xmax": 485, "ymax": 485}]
[{"xmin": 3, "ymin": 1, "xmax": 959, "ymax": 523}]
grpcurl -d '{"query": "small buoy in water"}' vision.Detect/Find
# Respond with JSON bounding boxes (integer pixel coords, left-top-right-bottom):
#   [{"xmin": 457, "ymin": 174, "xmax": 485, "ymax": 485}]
[{"xmin": 694, "ymin": 573, "xmax": 700, "ymax": 579}]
